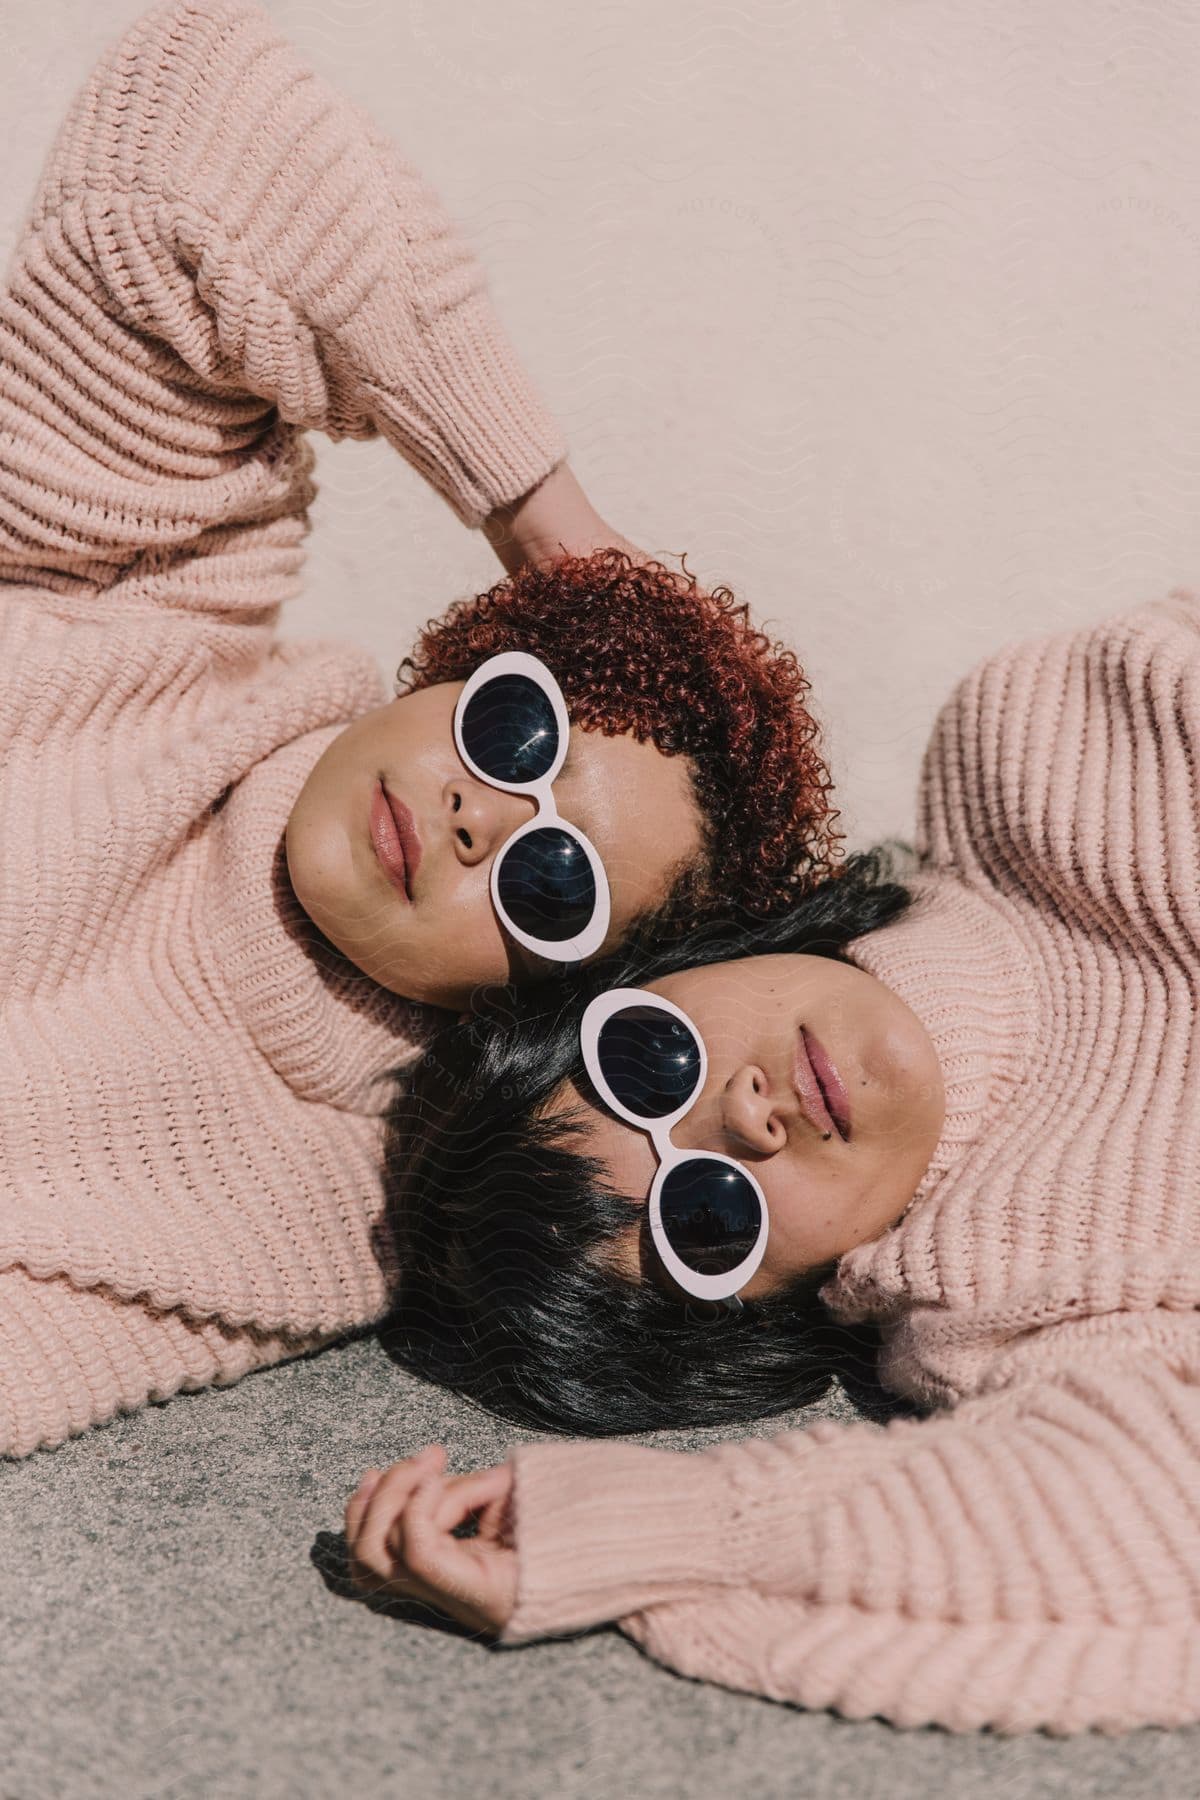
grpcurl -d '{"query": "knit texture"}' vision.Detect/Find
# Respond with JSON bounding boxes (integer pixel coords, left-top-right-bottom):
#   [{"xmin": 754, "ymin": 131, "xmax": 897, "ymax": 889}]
[
  {"xmin": 0, "ymin": 0, "xmax": 566, "ymax": 1454},
  {"xmin": 502, "ymin": 588, "xmax": 1200, "ymax": 1737}
]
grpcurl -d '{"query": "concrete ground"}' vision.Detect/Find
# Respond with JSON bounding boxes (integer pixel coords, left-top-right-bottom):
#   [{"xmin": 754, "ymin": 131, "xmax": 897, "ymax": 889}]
[{"xmin": 4, "ymin": 1330, "xmax": 1196, "ymax": 1800}]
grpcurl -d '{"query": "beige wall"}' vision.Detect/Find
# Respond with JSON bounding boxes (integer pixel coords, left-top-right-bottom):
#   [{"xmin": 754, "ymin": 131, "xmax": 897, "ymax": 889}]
[{"xmin": 5, "ymin": 1, "xmax": 1198, "ymax": 850}]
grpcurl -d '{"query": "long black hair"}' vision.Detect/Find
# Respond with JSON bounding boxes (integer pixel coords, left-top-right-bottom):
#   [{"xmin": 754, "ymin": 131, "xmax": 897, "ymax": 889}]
[{"xmin": 374, "ymin": 842, "xmax": 919, "ymax": 1436}]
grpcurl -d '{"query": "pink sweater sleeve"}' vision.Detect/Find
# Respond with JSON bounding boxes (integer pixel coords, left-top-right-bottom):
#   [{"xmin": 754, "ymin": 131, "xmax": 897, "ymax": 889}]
[
  {"xmin": 501, "ymin": 1336, "xmax": 1200, "ymax": 1734},
  {"xmin": 0, "ymin": 0, "xmax": 566, "ymax": 586},
  {"xmin": 0, "ymin": 1265, "xmax": 336, "ymax": 1458}
]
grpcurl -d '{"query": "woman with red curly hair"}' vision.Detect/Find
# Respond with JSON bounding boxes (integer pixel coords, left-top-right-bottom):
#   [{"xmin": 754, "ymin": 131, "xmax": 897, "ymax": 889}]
[
  {"xmin": 287, "ymin": 546, "xmax": 840, "ymax": 1008},
  {"xmin": 0, "ymin": 0, "xmax": 837, "ymax": 1458}
]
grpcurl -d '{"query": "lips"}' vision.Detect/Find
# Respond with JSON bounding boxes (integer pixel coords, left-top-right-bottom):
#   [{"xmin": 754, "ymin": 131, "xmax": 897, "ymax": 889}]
[
  {"xmin": 370, "ymin": 780, "xmax": 422, "ymax": 903},
  {"xmin": 804, "ymin": 1028, "xmax": 852, "ymax": 1141},
  {"xmin": 383, "ymin": 784, "xmax": 422, "ymax": 888},
  {"xmin": 793, "ymin": 1027, "xmax": 851, "ymax": 1143}
]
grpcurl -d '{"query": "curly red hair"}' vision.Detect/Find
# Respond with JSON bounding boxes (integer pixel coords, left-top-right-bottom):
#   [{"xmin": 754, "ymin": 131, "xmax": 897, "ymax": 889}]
[{"xmin": 394, "ymin": 549, "xmax": 843, "ymax": 924}]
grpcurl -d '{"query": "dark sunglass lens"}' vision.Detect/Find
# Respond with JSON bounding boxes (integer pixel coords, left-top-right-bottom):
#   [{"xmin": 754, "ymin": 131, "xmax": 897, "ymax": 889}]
[
  {"xmin": 596, "ymin": 1006, "xmax": 702, "ymax": 1119},
  {"xmin": 460, "ymin": 672, "xmax": 559, "ymax": 785},
  {"xmin": 496, "ymin": 827, "xmax": 597, "ymax": 944},
  {"xmin": 658, "ymin": 1159, "xmax": 762, "ymax": 1277}
]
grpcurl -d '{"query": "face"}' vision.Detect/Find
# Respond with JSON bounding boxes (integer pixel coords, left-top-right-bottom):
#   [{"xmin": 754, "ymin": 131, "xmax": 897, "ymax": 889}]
[
  {"xmin": 546, "ymin": 952, "xmax": 945, "ymax": 1296},
  {"xmin": 283, "ymin": 683, "xmax": 703, "ymax": 1010}
]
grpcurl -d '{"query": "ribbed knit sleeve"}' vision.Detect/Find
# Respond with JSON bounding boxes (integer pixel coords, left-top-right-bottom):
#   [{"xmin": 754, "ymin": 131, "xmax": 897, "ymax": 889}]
[
  {"xmin": 915, "ymin": 586, "xmax": 1200, "ymax": 951},
  {"xmin": 501, "ymin": 1339, "xmax": 1200, "ymax": 1734},
  {"xmin": 0, "ymin": 0, "xmax": 566, "ymax": 595},
  {"xmin": 0, "ymin": 1266, "xmax": 336, "ymax": 1458}
]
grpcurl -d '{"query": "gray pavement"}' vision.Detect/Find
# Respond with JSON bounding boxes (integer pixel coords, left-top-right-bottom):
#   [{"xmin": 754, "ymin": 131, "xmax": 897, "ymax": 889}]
[{"xmin": 3, "ymin": 1331, "xmax": 1195, "ymax": 1800}]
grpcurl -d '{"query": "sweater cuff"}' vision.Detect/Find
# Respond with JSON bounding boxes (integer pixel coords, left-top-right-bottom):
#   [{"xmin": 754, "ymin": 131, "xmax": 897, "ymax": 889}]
[
  {"xmin": 499, "ymin": 1440, "xmax": 749, "ymax": 1645},
  {"xmin": 50, "ymin": 0, "xmax": 569, "ymax": 532},
  {"xmin": 366, "ymin": 285, "xmax": 569, "ymax": 530}
]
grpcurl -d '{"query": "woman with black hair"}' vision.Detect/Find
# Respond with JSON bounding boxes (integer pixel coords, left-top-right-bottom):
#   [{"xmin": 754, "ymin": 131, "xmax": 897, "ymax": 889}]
[
  {"xmin": 374, "ymin": 841, "xmax": 922, "ymax": 1436},
  {"xmin": 345, "ymin": 588, "xmax": 1200, "ymax": 1737}
]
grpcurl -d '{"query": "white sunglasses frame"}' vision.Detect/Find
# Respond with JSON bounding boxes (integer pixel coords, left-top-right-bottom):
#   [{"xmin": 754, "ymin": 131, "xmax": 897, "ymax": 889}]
[
  {"xmin": 452, "ymin": 651, "xmax": 613, "ymax": 964},
  {"xmin": 580, "ymin": 986, "xmax": 770, "ymax": 1302}
]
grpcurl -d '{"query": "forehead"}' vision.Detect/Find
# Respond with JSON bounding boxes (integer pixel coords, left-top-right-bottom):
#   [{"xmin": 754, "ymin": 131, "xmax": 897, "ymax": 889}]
[
  {"xmin": 558, "ymin": 727, "xmax": 702, "ymax": 942},
  {"xmin": 563, "ymin": 725, "xmax": 697, "ymax": 833},
  {"xmin": 542, "ymin": 1077, "xmax": 654, "ymax": 1284},
  {"xmin": 544, "ymin": 1076, "xmax": 658, "ymax": 1201}
]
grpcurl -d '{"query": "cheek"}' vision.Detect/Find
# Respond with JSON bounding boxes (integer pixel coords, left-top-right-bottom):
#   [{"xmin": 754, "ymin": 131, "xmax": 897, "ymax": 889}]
[
  {"xmin": 872, "ymin": 1025, "xmax": 926, "ymax": 1101},
  {"xmin": 767, "ymin": 1158, "xmax": 837, "ymax": 1223},
  {"xmin": 420, "ymin": 894, "xmax": 505, "ymax": 980},
  {"xmin": 756, "ymin": 1160, "xmax": 865, "ymax": 1270}
]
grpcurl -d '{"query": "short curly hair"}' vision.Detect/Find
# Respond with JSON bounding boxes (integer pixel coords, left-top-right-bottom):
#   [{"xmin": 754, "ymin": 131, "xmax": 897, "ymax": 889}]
[{"xmin": 394, "ymin": 549, "xmax": 842, "ymax": 921}]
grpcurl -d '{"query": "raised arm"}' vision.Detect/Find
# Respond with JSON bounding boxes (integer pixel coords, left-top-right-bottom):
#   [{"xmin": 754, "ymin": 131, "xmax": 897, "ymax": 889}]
[
  {"xmin": 501, "ymin": 1327, "xmax": 1200, "ymax": 1734},
  {"xmin": 915, "ymin": 586, "xmax": 1200, "ymax": 959},
  {"xmin": 0, "ymin": 0, "xmax": 607, "ymax": 595}
]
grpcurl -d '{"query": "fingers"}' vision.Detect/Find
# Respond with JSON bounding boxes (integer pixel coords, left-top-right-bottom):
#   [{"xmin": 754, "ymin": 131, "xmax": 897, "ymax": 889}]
[
  {"xmin": 345, "ymin": 1445, "xmax": 446, "ymax": 1590},
  {"xmin": 401, "ymin": 1467, "xmax": 512, "ymax": 1631},
  {"xmin": 341, "ymin": 1453, "xmax": 518, "ymax": 1635},
  {"xmin": 343, "ymin": 1466, "xmax": 382, "ymax": 1555},
  {"xmin": 341, "ymin": 1447, "xmax": 521, "ymax": 1634},
  {"xmin": 431, "ymin": 1464, "xmax": 513, "ymax": 1537}
]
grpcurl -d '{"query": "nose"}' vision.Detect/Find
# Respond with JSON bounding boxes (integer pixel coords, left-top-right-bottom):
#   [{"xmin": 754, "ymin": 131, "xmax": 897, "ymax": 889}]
[
  {"xmin": 443, "ymin": 775, "xmax": 535, "ymax": 869},
  {"xmin": 719, "ymin": 1064, "xmax": 793, "ymax": 1157}
]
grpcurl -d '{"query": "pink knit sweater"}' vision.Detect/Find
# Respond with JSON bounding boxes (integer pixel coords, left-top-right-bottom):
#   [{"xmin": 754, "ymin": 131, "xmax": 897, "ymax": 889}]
[
  {"xmin": 0, "ymin": 1, "xmax": 564, "ymax": 1452},
  {"xmin": 502, "ymin": 589, "xmax": 1200, "ymax": 1737}
]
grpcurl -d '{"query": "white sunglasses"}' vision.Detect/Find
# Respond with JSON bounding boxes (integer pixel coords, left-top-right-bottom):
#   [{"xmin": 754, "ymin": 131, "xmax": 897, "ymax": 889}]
[
  {"xmin": 453, "ymin": 652, "xmax": 613, "ymax": 963},
  {"xmin": 580, "ymin": 986, "xmax": 769, "ymax": 1302}
]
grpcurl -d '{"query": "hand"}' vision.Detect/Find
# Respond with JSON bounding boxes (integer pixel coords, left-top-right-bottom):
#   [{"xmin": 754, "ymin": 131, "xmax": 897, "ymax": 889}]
[
  {"xmin": 343, "ymin": 1443, "xmax": 518, "ymax": 1636},
  {"xmin": 482, "ymin": 461, "xmax": 660, "ymax": 576}
]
